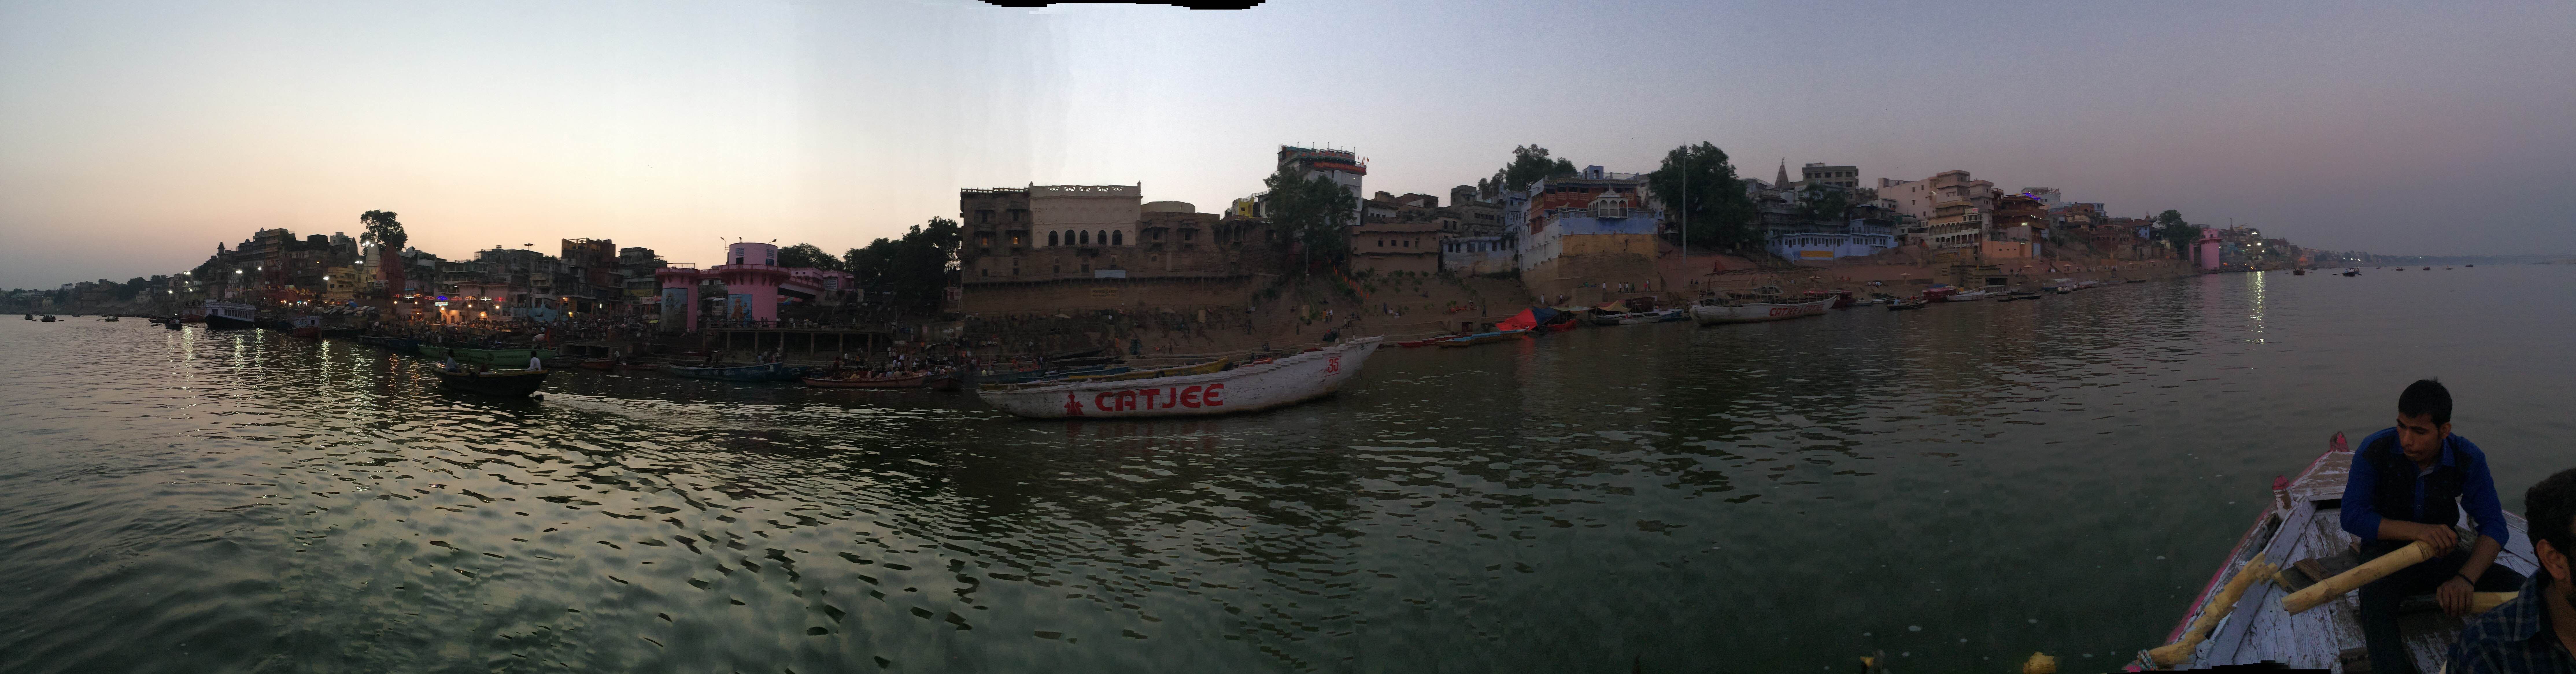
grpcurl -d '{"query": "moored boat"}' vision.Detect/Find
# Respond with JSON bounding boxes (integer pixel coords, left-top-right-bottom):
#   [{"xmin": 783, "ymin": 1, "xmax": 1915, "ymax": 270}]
[
  {"xmin": 421, "ymin": 348, "xmax": 554, "ymax": 366},
  {"xmin": 1885, "ymin": 298, "xmax": 1926, "ymax": 310},
  {"xmin": 1949, "ymin": 290, "xmax": 1991, "ymax": 301},
  {"xmin": 1435, "ymin": 329, "xmax": 1529, "ymax": 347},
  {"xmin": 201, "ymin": 302, "xmax": 256, "ymax": 329},
  {"xmin": 664, "ymin": 361, "xmax": 804, "ymax": 382},
  {"xmin": 429, "ymin": 367, "xmax": 550, "ymax": 397},
  {"xmin": 803, "ymin": 373, "xmax": 938, "ymax": 388},
  {"xmin": 1067, "ymin": 359, "xmax": 1230, "ymax": 382},
  {"xmin": 2135, "ymin": 432, "xmax": 2541, "ymax": 672},
  {"xmin": 287, "ymin": 315, "xmax": 323, "ymax": 338},
  {"xmin": 1689, "ymin": 298, "xmax": 1831, "ymax": 325},
  {"xmin": 978, "ymin": 336, "xmax": 1381, "ymax": 419}
]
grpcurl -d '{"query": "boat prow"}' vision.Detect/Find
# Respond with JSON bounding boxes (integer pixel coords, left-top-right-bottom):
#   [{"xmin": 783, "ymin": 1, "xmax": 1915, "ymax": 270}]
[{"xmin": 2137, "ymin": 432, "xmax": 2542, "ymax": 672}]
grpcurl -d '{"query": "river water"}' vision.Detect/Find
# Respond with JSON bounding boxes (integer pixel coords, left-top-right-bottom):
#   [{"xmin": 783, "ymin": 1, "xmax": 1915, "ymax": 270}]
[{"xmin": 4, "ymin": 266, "xmax": 2571, "ymax": 673}]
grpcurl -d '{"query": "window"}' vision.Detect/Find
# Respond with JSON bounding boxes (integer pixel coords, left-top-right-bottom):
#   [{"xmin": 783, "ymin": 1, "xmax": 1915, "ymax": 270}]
[
  {"xmin": 1111, "ymin": 231, "xmax": 1122, "ymax": 246},
  {"xmin": 1048, "ymin": 231, "xmax": 1059, "ymax": 246},
  {"xmin": 1182, "ymin": 230, "xmax": 1194, "ymax": 241}
]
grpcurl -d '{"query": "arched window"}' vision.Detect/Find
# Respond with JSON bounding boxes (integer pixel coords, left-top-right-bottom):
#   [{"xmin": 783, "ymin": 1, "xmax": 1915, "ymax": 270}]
[
  {"xmin": 1095, "ymin": 230, "xmax": 1106, "ymax": 245},
  {"xmin": 1048, "ymin": 231, "xmax": 1059, "ymax": 246},
  {"xmin": 1078, "ymin": 231, "xmax": 1089, "ymax": 245},
  {"xmin": 1111, "ymin": 231, "xmax": 1122, "ymax": 246}
]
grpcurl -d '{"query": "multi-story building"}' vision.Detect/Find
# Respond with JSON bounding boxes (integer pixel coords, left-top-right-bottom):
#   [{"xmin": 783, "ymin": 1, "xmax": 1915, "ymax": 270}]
[
  {"xmin": 1513, "ymin": 166, "xmax": 1664, "ymax": 302},
  {"xmin": 1926, "ymin": 200, "xmax": 1988, "ymax": 252},
  {"xmin": 1446, "ymin": 185, "xmax": 1505, "ymax": 238},
  {"xmin": 1880, "ymin": 170, "xmax": 1995, "ymax": 224},
  {"xmin": 1257, "ymin": 146, "xmax": 1366, "ymax": 223},
  {"xmin": 617, "ymin": 247, "xmax": 666, "ymax": 305},
  {"xmin": 1801, "ymin": 162, "xmax": 1859, "ymax": 190},
  {"xmin": 1030, "ymin": 184, "xmax": 1141, "ymax": 249},
  {"xmin": 1986, "ymin": 193, "xmax": 2049, "ymax": 258},
  {"xmin": 959, "ymin": 187, "xmax": 1033, "ymax": 257},
  {"xmin": 560, "ymin": 238, "xmax": 622, "ymax": 313}
]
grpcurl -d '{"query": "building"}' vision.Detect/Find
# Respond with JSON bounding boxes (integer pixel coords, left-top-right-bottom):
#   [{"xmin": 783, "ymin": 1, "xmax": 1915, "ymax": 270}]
[
  {"xmin": 560, "ymin": 238, "xmax": 622, "ymax": 313},
  {"xmin": 1514, "ymin": 166, "xmax": 1664, "ymax": 302},
  {"xmin": 1031, "ymin": 184, "xmax": 1141, "ymax": 249},
  {"xmin": 655, "ymin": 242, "xmax": 855, "ymax": 328},
  {"xmin": 1352, "ymin": 191, "xmax": 1445, "ymax": 276},
  {"xmin": 1879, "ymin": 170, "xmax": 1995, "ymax": 224},
  {"xmin": 1986, "ymin": 193, "xmax": 2049, "ymax": 258},
  {"xmin": 1446, "ymin": 185, "xmax": 1505, "ymax": 238},
  {"xmin": 1265, "ymin": 146, "xmax": 1366, "ymax": 223},
  {"xmin": 1801, "ymin": 163, "xmax": 1859, "ymax": 190},
  {"xmin": 2016, "ymin": 187, "xmax": 2063, "ymax": 208}
]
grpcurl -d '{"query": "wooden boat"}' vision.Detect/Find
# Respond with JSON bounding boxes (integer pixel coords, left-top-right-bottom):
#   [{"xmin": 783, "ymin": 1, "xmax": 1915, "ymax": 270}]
[
  {"xmin": 1589, "ymin": 312, "xmax": 1632, "ymax": 327},
  {"xmin": 2010, "ymin": 291, "xmax": 2042, "ymax": 301},
  {"xmin": 663, "ymin": 361, "xmax": 804, "ymax": 382},
  {"xmin": 164, "ymin": 319, "xmax": 182, "ymax": 330},
  {"xmin": 802, "ymin": 373, "xmax": 927, "ymax": 389},
  {"xmin": 1435, "ymin": 329, "xmax": 1529, "ymax": 347},
  {"xmin": 1689, "ymin": 298, "xmax": 1831, "ymax": 325},
  {"xmin": 201, "ymin": 302, "xmax": 256, "ymax": 329},
  {"xmin": 1886, "ymin": 299, "xmax": 1926, "ymax": 311},
  {"xmin": 1067, "ymin": 359, "xmax": 1230, "ymax": 382},
  {"xmin": 429, "ymin": 368, "xmax": 550, "ymax": 397},
  {"xmin": 926, "ymin": 372, "xmax": 962, "ymax": 391},
  {"xmin": 978, "ymin": 336, "xmax": 1381, "ymax": 419},
  {"xmin": 40, "ymin": 315, "xmax": 56, "ymax": 322},
  {"xmin": 2135, "ymin": 432, "xmax": 2542, "ymax": 672},
  {"xmin": 2292, "ymin": 268, "xmax": 2307, "ymax": 275},
  {"xmin": 2344, "ymin": 269, "xmax": 2360, "ymax": 277},
  {"xmin": 287, "ymin": 315, "xmax": 323, "ymax": 338},
  {"xmin": 1949, "ymin": 289, "xmax": 1991, "ymax": 301},
  {"xmin": 1393, "ymin": 336, "xmax": 1453, "ymax": 347},
  {"xmin": 422, "ymin": 348, "xmax": 555, "ymax": 366},
  {"xmin": 101, "ymin": 316, "xmax": 119, "ymax": 322}
]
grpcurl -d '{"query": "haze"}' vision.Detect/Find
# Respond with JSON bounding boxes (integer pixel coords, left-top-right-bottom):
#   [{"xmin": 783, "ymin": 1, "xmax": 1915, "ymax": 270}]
[{"xmin": 3, "ymin": 0, "xmax": 2570, "ymax": 288}]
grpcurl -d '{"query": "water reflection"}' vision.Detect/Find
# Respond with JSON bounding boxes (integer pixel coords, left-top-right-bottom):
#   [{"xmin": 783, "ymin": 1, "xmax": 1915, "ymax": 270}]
[{"xmin": 2, "ymin": 266, "xmax": 2571, "ymax": 672}]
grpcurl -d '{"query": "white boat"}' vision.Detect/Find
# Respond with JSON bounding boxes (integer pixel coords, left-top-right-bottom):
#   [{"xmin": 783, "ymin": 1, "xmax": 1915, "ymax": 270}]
[
  {"xmin": 1689, "ymin": 298, "xmax": 1831, "ymax": 325},
  {"xmin": 977, "ymin": 336, "xmax": 1382, "ymax": 419},
  {"xmin": 2137, "ymin": 433, "xmax": 2541, "ymax": 672},
  {"xmin": 1949, "ymin": 290, "xmax": 1991, "ymax": 301},
  {"xmin": 202, "ymin": 301, "xmax": 257, "ymax": 329}
]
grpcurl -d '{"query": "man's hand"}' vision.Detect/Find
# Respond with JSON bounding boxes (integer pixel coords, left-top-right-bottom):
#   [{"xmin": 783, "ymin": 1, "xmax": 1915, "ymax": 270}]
[
  {"xmin": 2437, "ymin": 576, "xmax": 2474, "ymax": 616},
  {"xmin": 2404, "ymin": 521, "xmax": 2459, "ymax": 556}
]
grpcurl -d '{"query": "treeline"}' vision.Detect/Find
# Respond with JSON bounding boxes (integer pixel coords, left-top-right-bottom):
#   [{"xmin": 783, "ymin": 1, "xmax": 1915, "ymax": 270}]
[{"xmin": 773, "ymin": 217, "xmax": 962, "ymax": 312}]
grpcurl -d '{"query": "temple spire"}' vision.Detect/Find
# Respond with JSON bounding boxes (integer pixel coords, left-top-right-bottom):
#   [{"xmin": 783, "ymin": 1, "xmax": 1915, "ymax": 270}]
[{"xmin": 1775, "ymin": 159, "xmax": 1791, "ymax": 190}]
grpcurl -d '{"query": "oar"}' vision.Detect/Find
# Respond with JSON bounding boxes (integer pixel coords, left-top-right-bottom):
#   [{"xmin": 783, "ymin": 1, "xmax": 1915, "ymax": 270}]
[
  {"xmin": 2148, "ymin": 560, "xmax": 2276, "ymax": 666},
  {"xmin": 2281, "ymin": 541, "xmax": 2434, "ymax": 614}
]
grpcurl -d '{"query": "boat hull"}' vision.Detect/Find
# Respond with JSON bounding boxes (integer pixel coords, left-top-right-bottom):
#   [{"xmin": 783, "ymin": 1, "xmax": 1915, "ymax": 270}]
[
  {"xmin": 802, "ymin": 375, "xmax": 926, "ymax": 389},
  {"xmin": 431, "ymin": 369, "xmax": 550, "ymax": 397},
  {"xmin": 664, "ymin": 362, "xmax": 803, "ymax": 382},
  {"xmin": 979, "ymin": 337, "xmax": 1381, "ymax": 419},
  {"xmin": 1690, "ymin": 299, "xmax": 1830, "ymax": 325}
]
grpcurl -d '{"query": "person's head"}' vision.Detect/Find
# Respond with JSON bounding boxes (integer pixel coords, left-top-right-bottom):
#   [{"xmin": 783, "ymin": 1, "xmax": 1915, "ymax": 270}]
[
  {"xmin": 2528, "ymin": 468, "xmax": 2576, "ymax": 592},
  {"xmin": 2394, "ymin": 379, "xmax": 2453, "ymax": 463}
]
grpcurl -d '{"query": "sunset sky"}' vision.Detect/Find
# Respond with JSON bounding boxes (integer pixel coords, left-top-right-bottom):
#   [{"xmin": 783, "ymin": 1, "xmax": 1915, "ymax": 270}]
[{"xmin": 3, "ymin": 0, "xmax": 2570, "ymax": 288}]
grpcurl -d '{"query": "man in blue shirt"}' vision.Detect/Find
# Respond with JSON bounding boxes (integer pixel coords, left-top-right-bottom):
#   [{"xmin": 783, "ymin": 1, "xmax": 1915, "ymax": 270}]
[
  {"xmin": 2446, "ymin": 467, "xmax": 2576, "ymax": 673},
  {"xmin": 2342, "ymin": 379, "xmax": 2527, "ymax": 674}
]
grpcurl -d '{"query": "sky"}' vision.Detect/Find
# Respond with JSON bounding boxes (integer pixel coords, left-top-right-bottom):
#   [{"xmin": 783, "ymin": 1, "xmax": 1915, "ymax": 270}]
[{"xmin": 3, "ymin": 0, "xmax": 2571, "ymax": 288}]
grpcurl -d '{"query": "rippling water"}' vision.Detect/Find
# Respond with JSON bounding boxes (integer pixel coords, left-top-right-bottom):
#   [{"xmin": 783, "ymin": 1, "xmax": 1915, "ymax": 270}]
[{"xmin": 5, "ymin": 266, "xmax": 2571, "ymax": 673}]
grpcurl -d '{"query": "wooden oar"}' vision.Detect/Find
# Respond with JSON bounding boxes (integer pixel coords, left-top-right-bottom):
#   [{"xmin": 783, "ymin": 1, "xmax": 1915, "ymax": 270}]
[
  {"xmin": 2471, "ymin": 591, "xmax": 2518, "ymax": 614},
  {"xmin": 2148, "ymin": 560, "xmax": 2275, "ymax": 666},
  {"xmin": 2281, "ymin": 541, "xmax": 2433, "ymax": 614}
]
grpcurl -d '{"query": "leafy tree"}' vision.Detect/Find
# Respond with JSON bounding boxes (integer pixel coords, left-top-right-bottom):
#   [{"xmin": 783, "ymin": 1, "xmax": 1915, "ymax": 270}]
[
  {"xmin": 2155, "ymin": 210, "xmax": 2200, "ymax": 252},
  {"xmin": 358, "ymin": 210, "xmax": 407, "ymax": 292},
  {"xmin": 1644, "ymin": 142, "xmax": 1759, "ymax": 249},
  {"xmin": 1262, "ymin": 167, "xmax": 1358, "ymax": 272},
  {"xmin": 776, "ymin": 243, "xmax": 841, "ymax": 270},
  {"xmin": 358, "ymin": 210, "xmax": 406, "ymax": 249},
  {"xmin": 1488, "ymin": 145, "xmax": 1579, "ymax": 193},
  {"xmin": 1797, "ymin": 183, "xmax": 1852, "ymax": 227},
  {"xmin": 113, "ymin": 277, "xmax": 148, "ymax": 301},
  {"xmin": 843, "ymin": 217, "xmax": 961, "ymax": 313}
]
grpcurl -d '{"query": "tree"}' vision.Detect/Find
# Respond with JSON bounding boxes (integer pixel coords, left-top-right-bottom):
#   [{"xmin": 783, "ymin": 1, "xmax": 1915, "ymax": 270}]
[
  {"xmin": 1489, "ymin": 145, "xmax": 1579, "ymax": 193},
  {"xmin": 2155, "ymin": 210, "xmax": 2200, "ymax": 252},
  {"xmin": 358, "ymin": 210, "xmax": 407, "ymax": 293},
  {"xmin": 1796, "ymin": 183, "xmax": 1852, "ymax": 227},
  {"xmin": 843, "ymin": 217, "xmax": 961, "ymax": 314},
  {"xmin": 777, "ymin": 243, "xmax": 841, "ymax": 271},
  {"xmin": 1262, "ymin": 166, "xmax": 1358, "ymax": 272},
  {"xmin": 358, "ymin": 210, "xmax": 406, "ymax": 250},
  {"xmin": 1645, "ymin": 142, "xmax": 1759, "ymax": 249}
]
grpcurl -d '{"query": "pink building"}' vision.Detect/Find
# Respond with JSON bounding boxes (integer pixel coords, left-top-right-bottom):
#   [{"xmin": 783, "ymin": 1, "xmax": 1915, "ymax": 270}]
[
  {"xmin": 2196, "ymin": 229, "xmax": 2224, "ymax": 272},
  {"xmin": 657, "ymin": 242, "xmax": 858, "ymax": 329}
]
